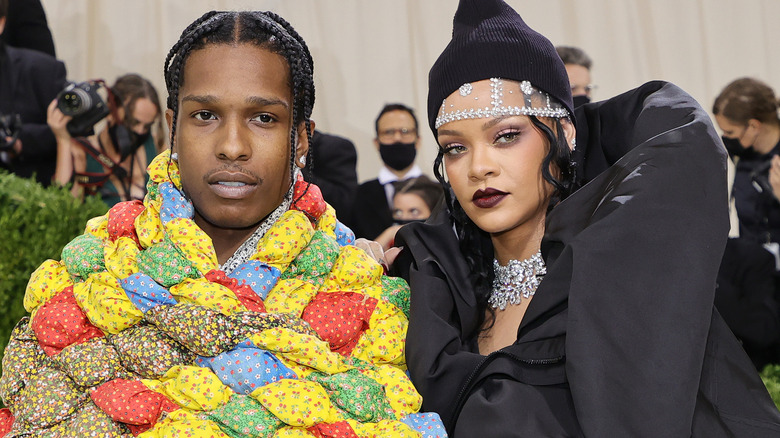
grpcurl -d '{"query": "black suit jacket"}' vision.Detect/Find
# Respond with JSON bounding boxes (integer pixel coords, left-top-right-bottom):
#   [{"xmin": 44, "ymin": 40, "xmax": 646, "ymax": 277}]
[
  {"xmin": 0, "ymin": 43, "xmax": 67, "ymax": 185},
  {"xmin": 4, "ymin": 0, "xmax": 57, "ymax": 57},
  {"xmin": 306, "ymin": 130, "xmax": 358, "ymax": 223},
  {"xmin": 350, "ymin": 179, "xmax": 393, "ymax": 240}
]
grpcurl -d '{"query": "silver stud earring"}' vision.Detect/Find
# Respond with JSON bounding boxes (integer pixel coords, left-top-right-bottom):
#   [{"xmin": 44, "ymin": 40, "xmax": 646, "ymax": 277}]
[
  {"xmin": 570, "ymin": 139, "xmax": 576, "ymax": 151},
  {"xmin": 171, "ymin": 152, "xmax": 179, "ymax": 161},
  {"xmin": 299, "ymin": 156, "xmax": 306, "ymax": 165}
]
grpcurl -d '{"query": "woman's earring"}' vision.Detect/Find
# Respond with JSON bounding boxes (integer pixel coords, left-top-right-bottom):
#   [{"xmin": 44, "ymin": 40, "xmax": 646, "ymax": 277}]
[
  {"xmin": 570, "ymin": 139, "xmax": 576, "ymax": 151},
  {"xmin": 171, "ymin": 152, "xmax": 179, "ymax": 161}
]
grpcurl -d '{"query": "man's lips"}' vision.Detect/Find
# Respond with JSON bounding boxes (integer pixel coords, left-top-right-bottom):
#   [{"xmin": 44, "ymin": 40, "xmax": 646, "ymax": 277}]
[
  {"xmin": 207, "ymin": 170, "xmax": 259, "ymax": 199},
  {"xmin": 472, "ymin": 187, "xmax": 507, "ymax": 208}
]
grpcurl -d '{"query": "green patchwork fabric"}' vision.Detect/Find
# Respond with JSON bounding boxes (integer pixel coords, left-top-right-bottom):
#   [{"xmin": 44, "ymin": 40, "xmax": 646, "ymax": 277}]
[
  {"xmin": 380, "ymin": 276, "xmax": 411, "ymax": 318},
  {"xmin": 306, "ymin": 369, "xmax": 394, "ymax": 423},
  {"xmin": 207, "ymin": 394, "xmax": 283, "ymax": 438},
  {"xmin": 61, "ymin": 234, "xmax": 107, "ymax": 280},
  {"xmin": 136, "ymin": 237, "xmax": 199, "ymax": 287},
  {"xmin": 282, "ymin": 231, "xmax": 339, "ymax": 286}
]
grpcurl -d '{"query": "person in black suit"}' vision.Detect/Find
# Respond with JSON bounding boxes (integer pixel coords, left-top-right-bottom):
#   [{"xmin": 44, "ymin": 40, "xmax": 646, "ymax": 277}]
[
  {"xmin": 3, "ymin": 0, "xmax": 56, "ymax": 57},
  {"xmin": 350, "ymin": 103, "xmax": 423, "ymax": 239},
  {"xmin": 305, "ymin": 130, "xmax": 358, "ymax": 223},
  {"xmin": 0, "ymin": 0, "xmax": 67, "ymax": 186}
]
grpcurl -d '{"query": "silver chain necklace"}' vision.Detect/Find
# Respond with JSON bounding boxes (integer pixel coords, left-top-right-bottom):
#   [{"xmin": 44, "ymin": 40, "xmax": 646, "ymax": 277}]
[{"xmin": 489, "ymin": 250, "xmax": 546, "ymax": 310}]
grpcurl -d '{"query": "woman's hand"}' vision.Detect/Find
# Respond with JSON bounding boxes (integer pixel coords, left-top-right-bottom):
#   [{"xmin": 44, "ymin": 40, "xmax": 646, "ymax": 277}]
[
  {"xmin": 46, "ymin": 99, "xmax": 73, "ymax": 141},
  {"xmin": 770, "ymin": 155, "xmax": 780, "ymax": 201}
]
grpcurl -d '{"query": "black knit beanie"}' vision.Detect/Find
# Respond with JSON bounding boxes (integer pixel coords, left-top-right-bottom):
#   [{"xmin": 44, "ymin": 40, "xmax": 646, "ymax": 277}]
[{"xmin": 427, "ymin": 0, "xmax": 574, "ymax": 134}]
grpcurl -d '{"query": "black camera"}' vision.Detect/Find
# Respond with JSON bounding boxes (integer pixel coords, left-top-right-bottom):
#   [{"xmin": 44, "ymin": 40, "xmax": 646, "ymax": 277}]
[
  {"xmin": 56, "ymin": 80, "xmax": 110, "ymax": 137},
  {"xmin": 0, "ymin": 113, "xmax": 22, "ymax": 152}
]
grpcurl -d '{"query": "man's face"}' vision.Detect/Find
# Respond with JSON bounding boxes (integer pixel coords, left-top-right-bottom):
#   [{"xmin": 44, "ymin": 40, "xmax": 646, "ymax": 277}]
[
  {"xmin": 375, "ymin": 110, "xmax": 418, "ymax": 147},
  {"xmin": 167, "ymin": 43, "xmax": 307, "ymax": 233},
  {"xmin": 565, "ymin": 64, "xmax": 592, "ymax": 97}
]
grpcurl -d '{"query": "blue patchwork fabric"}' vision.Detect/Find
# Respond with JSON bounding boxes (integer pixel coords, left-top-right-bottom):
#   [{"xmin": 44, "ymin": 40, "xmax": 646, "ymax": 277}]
[
  {"xmin": 334, "ymin": 221, "xmax": 355, "ymax": 247},
  {"xmin": 227, "ymin": 261, "xmax": 280, "ymax": 300},
  {"xmin": 121, "ymin": 273, "xmax": 177, "ymax": 313},
  {"xmin": 401, "ymin": 412, "xmax": 448, "ymax": 438},
  {"xmin": 158, "ymin": 182, "xmax": 194, "ymax": 224},
  {"xmin": 196, "ymin": 339, "xmax": 297, "ymax": 395}
]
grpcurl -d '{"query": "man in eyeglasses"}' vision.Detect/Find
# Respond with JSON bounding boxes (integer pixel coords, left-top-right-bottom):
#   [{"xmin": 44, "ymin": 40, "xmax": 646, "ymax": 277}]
[
  {"xmin": 350, "ymin": 103, "xmax": 422, "ymax": 240},
  {"xmin": 556, "ymin": 45, "xmax": 595, "ymax": 107}
]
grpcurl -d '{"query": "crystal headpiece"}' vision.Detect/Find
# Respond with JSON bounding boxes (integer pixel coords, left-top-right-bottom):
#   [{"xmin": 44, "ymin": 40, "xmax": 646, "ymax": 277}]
[{"xmin": 435, "ymin": 78, "xmax": 570, "ymax": 129}]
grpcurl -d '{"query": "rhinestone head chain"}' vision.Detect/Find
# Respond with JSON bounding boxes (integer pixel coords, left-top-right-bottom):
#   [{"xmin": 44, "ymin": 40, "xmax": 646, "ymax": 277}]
[
  {"xmin": 435, "ymin": 78, "xmax": 570, "ymax": 129},
  {"xmin": 489, "ymin": 250, "xmax": 546, "ymax": 310}
]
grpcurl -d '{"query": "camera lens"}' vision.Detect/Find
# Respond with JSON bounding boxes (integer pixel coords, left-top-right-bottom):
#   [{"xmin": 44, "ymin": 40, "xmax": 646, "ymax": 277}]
[{"xmin": 57, "ymin": 87, "xmax": 92, "ymax": 116}]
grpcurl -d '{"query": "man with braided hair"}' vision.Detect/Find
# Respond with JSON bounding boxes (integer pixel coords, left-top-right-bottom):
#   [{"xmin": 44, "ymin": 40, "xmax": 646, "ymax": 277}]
[{"xmin": 0, "ymin": 11, "xmax": 446, "ymax": 437}]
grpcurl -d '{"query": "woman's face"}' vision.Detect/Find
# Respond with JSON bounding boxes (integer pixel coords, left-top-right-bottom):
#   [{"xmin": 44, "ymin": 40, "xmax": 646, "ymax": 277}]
[
  {"xmin": 167, "ymin": 43, "xmax": 307, "ymax": 232},
  {"xmin": 437, "ymin": 79, "xmax": 558, "ymax": 237},
  {"xmin": 392, "ymin": 192, "xmax": 431, "ymax": 221},
  {"xmin": 714, "ymin": 114, "xmax": 757, "ymax": 149}
]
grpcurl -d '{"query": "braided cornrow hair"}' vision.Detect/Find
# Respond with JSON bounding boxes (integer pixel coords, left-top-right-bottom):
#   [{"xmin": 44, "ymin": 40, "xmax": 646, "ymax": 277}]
[
  {"xmin": 163, "ymin": 11, "xmax": 316, "ymax": 179},
  {"xmin": 433, "ymin": 116, "xmax": 574, "ymax": 340}
]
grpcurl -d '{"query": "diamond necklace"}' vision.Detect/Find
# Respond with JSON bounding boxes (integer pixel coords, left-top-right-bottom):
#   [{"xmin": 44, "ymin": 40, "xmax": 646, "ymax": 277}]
[{"xmin": 489, "ymin": 250, "xmax": 546, "ymax": 310}]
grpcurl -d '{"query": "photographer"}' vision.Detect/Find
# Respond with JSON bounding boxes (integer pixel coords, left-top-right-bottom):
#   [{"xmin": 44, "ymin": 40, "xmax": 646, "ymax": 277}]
[
  {"xmin": 714, "ymin": 78, "xmax": 780, "ymax": 249},
  {"xmin": 0, "ymin": 0, "xmax": 67, "ymax": 186},
  {"xmin": 47, "ymin": 74, "xmax": 162, "ymax": 206}
]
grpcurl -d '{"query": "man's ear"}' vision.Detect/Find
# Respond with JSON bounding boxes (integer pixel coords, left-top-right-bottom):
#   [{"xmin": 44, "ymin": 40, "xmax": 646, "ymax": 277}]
[
  {"xmin": 165, "ymin": 109, "xmax": 174, "ymax": 147},
  {"xmin": 295, "ymin": 120, "xmax": 313, "ymax": 168}
]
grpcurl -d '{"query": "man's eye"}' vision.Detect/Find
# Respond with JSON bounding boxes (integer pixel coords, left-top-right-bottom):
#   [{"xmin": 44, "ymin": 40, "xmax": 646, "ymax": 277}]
[
  {"xmin": 253, "ymin": 114, "xmax": 276, "ymax": 123},
  {"xmin": 193, "ymin": 111, "xmax": 216, "ymax": 121}
]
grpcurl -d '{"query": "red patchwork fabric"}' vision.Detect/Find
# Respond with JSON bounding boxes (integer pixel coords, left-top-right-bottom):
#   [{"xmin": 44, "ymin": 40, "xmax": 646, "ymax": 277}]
[
  {"xmin": 90, "ymin": 379, "xmax": 179, "ymax": 435},
  {"xmin": 106, "ymin": 200, "xmax": 145, "ymax": 247},
  {"xmin": 0, "ymin": 409, "xmax": 13, "ymax": 437},
  {"xmin": 31, "ymin": 286, "xmax": 104, "ymax": 356},
  {"xmin": 308, "ymin": 421, "xmax": 360, "ymax": 438},
  {"xmin": 205, "ymin": 269, "xmax": 267, "ymax": 313},
  {"xmin": 291, "ymin": 177, "xmax": 327, "ymax": 222},
  {"xmin": 301, "ymin": 292, "xmax": 378, "ymax": 356}
]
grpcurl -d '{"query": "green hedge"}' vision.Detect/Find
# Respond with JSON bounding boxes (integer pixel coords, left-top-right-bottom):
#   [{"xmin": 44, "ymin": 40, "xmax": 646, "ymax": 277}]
[
  {"xmin": 761, "ymin": 364, "xmax": 780, "ymax": 409},
  {"xmin": 0, "ymin": 172, "xmax": 108, "ymax": 368}
]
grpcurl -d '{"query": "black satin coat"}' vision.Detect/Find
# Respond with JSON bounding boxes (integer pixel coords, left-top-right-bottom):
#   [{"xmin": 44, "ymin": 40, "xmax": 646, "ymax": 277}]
[{"xmin": 395, "ymin": 82, "xmax": 780, "ymax": 437}]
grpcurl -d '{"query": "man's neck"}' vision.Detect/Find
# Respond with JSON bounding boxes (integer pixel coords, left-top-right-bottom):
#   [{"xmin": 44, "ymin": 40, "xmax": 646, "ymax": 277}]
[
  {"xmin": 195, "ymin": 217, "xmax": 261, "ymax": 266},
  {"xmin": 388, "ymin": 164, "xmax": 414, "ymax": 179}
]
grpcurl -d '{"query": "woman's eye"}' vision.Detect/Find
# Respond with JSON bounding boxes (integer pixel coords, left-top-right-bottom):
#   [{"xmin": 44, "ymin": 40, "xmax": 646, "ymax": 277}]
[
  {"xmin": 442, "ymin": 144, "xmax": 466, "ymax": 156},
  {"xmin": 193, "ymin": 111, "xmax": 216, "ymax": 121},
  {"xmin": 495, "ymin": 130, "xmax": 521, "ymax": 144}
]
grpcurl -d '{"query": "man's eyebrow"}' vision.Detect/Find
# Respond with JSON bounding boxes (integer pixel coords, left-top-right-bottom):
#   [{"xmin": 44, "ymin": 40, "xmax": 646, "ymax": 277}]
[
  {"xmin": 246, "ymin": 96, "xmax": 289, "ymax": 110},
  {"xmin": 180, "ymin": 94, "xmax": 217, "ymax": 105}
]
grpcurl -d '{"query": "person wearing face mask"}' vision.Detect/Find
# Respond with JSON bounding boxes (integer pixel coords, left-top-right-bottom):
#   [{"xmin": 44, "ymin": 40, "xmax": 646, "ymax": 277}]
[
  {"xmin": 713, "ymin": 78, "xmax": 780, "ymax": 250},
  {"xmin": 556, "ymin": 45, "xmax": 594, "ymax": 108},
  {"xmin": 349, "ymin": 103, "xmax": 423, "ymax": 239},
  {"xmin": 47, "ymin": 73, "xmax": 162, "ymax": 206},
  {"xmin": 374, "ymin": 175, "xmax": 443, "ymax": 250}
]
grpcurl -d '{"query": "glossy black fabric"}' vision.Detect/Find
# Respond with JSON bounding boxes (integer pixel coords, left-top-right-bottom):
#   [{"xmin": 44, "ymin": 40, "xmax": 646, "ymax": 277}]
[
  {"xmin": 0, "ymin": 43, "xmax": 67, "ymax": 186},
  {"xmin": 349, "ymin": 178, "xmax": 393, "ymax": 240},
  {"xmin": 396, "ymin": 81, "xmax": 780, "ymax": 436},
  {"xmin": 305, "ymin": 130, "xmax": 358, "ymax": 223}
]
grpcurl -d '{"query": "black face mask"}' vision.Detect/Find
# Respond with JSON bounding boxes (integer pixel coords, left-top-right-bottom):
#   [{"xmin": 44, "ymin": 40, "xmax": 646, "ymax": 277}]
[
  {"xmin": 573, "ymin": 95, "xmax": 591, "ymax": 107},
  {"xmin": 721, "ymin": 135, "xmax": 747, "ymax": 158},
  {"xmin": 379, "ymin": 141, "xmax": 417, "ymax": 171},
  {"xmin": 394, "ymin": 218, "xmax": 426, "ymax": 226},
  {"xmin": 109, "ymin": 123, "xmax": 150, "ymax": 161}
]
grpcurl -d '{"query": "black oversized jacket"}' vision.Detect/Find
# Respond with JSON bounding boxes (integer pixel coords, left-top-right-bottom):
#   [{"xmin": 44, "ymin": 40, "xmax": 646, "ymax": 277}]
[{"xmin": 395, "ymin": 82, "xmax": 780, "ymax": 437}]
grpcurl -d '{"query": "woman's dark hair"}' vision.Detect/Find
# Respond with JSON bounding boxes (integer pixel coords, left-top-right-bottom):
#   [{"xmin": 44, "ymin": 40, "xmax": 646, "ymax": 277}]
[
  {"xmin": 163, "ymin": 11, "xmax": 315, "ymax": 174},
  {"xmin": 433, "ymin": 116, "xmax": 574, "ymax": 340},
  {"xmin": 713, "ymin": 77, "xmax": 780, "ymax": 126},
  {"xmin": 392, "ymin": 175, "xmax": 444, "ymax": 213}
]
